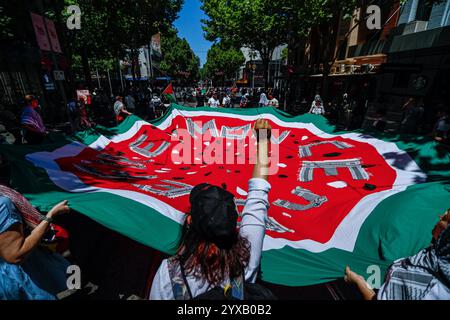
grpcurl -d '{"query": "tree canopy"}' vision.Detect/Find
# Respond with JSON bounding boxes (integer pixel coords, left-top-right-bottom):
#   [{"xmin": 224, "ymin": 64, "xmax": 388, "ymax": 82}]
[
  {"xmin": 0, "ymin": 4, "xmax": 12, "ymax": 39},
  {"xmin": 59, "ymin": 0, "xmax": 183, "ymax": 86},
  {"xmin": 203, "ymin": 43, "xmax": 244, "ymax": 85},
  {"xmin": 159, "ymin": 29, "xmax": 200, "ymax": 83},
  {"xmin": 61, "ymin": 0, "xmax": 183, "ymax": 59},
  {"xmin": 201, "ymin": 0, "xmax": 291, "ymax": 87}
]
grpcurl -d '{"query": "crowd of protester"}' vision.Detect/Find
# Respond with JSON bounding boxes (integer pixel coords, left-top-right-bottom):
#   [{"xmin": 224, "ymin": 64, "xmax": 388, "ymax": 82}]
[
  {"xmin": 174, "ymin": 86, "xmax": 283, "ymax": 109},
  {"xmin": 1, "ymin": 84, "xmax": 449, "ymax": 145}
]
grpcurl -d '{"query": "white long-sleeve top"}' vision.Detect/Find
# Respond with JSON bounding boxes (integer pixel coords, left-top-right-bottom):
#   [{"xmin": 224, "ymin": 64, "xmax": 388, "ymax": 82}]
[
  {"xmin": 149, "ymin": 178, "xmax": 271, "ymax": 300},
  {"xmin": 309, "ymin": 102, "xmax": 325, "ymax": 115},
  {"xmin": 259, "ymin": 93, "xmax": 269, "ymax": 106}
]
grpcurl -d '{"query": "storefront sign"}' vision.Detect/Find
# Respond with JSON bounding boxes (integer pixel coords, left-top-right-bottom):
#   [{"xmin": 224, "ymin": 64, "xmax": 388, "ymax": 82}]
[
  {"xmin": 45, "ymin": 18, "xmax": 62, "ymax": 53},
  {"xmin": 43, "ymin": 72, "xmax": 55, "ymax": 91},
  {"xmin": 31, "ymin": 13, "xmax": 51, "ymax": 51},
  {"xmin": 53, "ymin": 70, "xmax": 65, "ymax": 81},
  {"xmin": 30, "ymin": 13, "xmax": 62, "ymax": 53}
]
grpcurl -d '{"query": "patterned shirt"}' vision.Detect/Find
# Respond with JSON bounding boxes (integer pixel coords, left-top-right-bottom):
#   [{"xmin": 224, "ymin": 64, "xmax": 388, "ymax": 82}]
[{"xmin": 20, "ymin": 106, "xmax": 46, "ymax": 133}]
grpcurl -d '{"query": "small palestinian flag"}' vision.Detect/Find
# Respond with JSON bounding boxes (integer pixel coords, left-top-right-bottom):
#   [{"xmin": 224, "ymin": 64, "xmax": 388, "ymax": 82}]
[{"xmin": 162, "ymin": 83, "xmax": 176, "ymax": 103}]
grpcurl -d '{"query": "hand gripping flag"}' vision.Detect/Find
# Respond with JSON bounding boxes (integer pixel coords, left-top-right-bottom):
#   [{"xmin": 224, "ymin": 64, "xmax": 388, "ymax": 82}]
[{"xmin": 1, "ymin": 105, "xmax": 449, "ymax": 287}]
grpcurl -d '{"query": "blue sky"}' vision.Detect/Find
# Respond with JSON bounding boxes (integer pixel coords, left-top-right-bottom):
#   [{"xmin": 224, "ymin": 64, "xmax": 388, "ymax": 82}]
[{"xmin": 174, "ymin": 0, "xmax": 212, "ymax": 67}]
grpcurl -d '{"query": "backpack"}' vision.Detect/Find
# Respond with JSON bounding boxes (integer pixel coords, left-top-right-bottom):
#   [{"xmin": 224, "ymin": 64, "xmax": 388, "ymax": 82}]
[
  {"xmin": 167, "ymin": 257, "xmax": 276, "ymax": 300},
  {"xmin": 193, "ymin": 282, "xmax": 277, "ymax": 300}
]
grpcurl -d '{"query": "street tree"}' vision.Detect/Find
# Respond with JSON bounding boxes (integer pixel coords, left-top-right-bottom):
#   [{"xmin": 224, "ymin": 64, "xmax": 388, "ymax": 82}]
[
  {"xmin": 61, "ymin": 0, "xmax": 183, "ymax": 88},
  {"xmin": 0, "ymin": 4, "xmax": 12, "ymax": 39},
  {"xmin": 116, "ymin": 0, "xmax": 183, "ymax": 83},
  {"xmin": 203, "ymin": 43, "xmax": 245, "ymax": 86},
  {"xmin": 201, "ymin": 0, "xmax": 289, "ymax": 89},
  {"xmin": 284, "ymin": 0, "xmax": 361, "ymax": 99},
  {"xmin": 160, "ymin": 29, "xmax": 200, "ymax": 84}
]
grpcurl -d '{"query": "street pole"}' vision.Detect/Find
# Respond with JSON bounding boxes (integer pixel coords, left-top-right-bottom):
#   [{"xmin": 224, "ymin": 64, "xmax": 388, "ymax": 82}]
[
  {"xmin": 148, "ymin": 43, "xmax": 153, "ymax": 79},
  {"xmin": 252, "ymin": 70, "xmax": 254, "ymax": 89},
  {"xmin": 118, "ymin": 60, "xmax": 124, "ymax": 93},
  {"xmin": 276, "ymin": 60, "xmax": 280, "ymax": 89},
  {"xmin": 283, "ymin": 6, "xmax": 293, "ymax": 112},
  {"xmin": 96, "ymin": 68, "xmax": 101, "ymax": 89},
  {"xmin": 107, "ymin": 69, "xmax": 113, "ymax": 98}
]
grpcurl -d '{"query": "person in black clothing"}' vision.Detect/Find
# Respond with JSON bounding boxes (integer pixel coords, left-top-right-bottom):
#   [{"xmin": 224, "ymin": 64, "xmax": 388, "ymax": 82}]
[
  {"xmin": 196, "ymin": 89, "xmax": 205, "ymax": 107},
  {"xmin": 372, "ymin": 108, "xmax": 387, "ymax": 132}
]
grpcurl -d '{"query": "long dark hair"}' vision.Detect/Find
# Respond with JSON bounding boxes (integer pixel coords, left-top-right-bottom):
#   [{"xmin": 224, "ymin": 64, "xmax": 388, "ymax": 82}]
[{"xmin": 175, "ymin": 220, "xmax": 251, "ymax": 287}]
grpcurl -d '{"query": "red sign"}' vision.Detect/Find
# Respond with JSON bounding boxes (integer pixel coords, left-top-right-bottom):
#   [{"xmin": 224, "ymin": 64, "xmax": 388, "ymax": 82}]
[
  {"xmin": 30, "ymin": 13, "xmax": 62, "ymax": 53},
  {"xmin": 30, "ymin": 13, "xmax": 51, "ymax": 51},
  {"xmin": 45, "ymin": 18, "xmax": 62, "ymax": 53}
]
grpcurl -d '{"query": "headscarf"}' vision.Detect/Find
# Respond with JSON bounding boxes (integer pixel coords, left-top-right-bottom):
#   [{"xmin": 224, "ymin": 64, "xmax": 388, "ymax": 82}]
[
  {"xmin": 0, "ymin": 184, "xmax": 42, "ymax": 227},
  {"xmin": 377, "ymin": 224, "xmax": 450, "ymax": 300},
  {"xmin": 0, "ymin": 184, "xmax": 69, "ymax": 252}
]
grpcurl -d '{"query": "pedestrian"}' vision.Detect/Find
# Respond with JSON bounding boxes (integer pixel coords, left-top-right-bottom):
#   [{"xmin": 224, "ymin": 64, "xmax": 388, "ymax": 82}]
[
  {"xmin": 268, "ymin": 94, "xmax": 279, "ymax": 108},
  {"xmin": 20, "ymin": 95, "xmax": 47, "ymax": 145},
  {"xmin": 258, "ymin": 91, "xmax": 269, "ymax": 107},
  {"xmin": 300, "ymin": 98, "xmax": 309, "ymax": 113},
  {"xmin": 240, "ymin": 93, "xmax": 249, "ymax": 108},
  {"xmin": 0, "ymin": 104, "xmax": 18, "ymax": 144},
  {"xmin": 151, "ymin": 94, "xmax": 163, "ymax": 119},
  {"xmin": 326, "ymin": 101, "xmax": 339, "ymax": 124},
  {"xmin": 433, "ymin": 108, "xmax": 450, "ymax": 142},
  {"xmin": 207, "ymin": 93, "xmax": 220, "ymax": 108},
  {"xmin": 342, "ymin": 93, "xmax": 354, "ymax": 130},
  {"xmin": 125, "ymin": 92, "xmax": 136, "ymax": 113},
  {"xmin": 309, "ymin": 95, "xmax": 325, "ymax": 115},
  {"xmin": 66, "ymin": 96, "xmax": 79, "ymax": 133},
  {"xmin": 399, "ymin": 97, "xmax": 424, "ymax": 134},
  {"xmin": 77, "ymin": 96, "xmax": 94, "ymax": 129},
  {"xmin": 150, "ymin": 119, "xmax": 272, "ymax": 300},
  {"xmin": 222, "ymin": 93, "xmax": 231, "ymax": 108},
  {"xmin": 196, "ymin": 89, "xmax": 205, "ymax": 107},
  {"xmin": 113, "ymin": 96, "xmax": 132, "ymax": 124},
  {"xmin": 372, "ymin": 108, "xmax": 387, "ymax": 132}
]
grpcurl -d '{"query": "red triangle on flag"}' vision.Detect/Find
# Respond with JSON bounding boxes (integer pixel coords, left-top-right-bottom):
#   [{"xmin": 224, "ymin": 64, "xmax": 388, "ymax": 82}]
[{"xmin": 162, "ymin": 83, "xmax": 174, "ymax": 95}]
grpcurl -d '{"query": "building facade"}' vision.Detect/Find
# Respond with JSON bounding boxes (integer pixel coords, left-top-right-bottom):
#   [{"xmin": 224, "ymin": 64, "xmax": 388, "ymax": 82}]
[
  {"xmin": 0, "ymin": 0, "xmax": 69, "ymax": 123},
  {"xmin": 236, "ymin": 45, "xmax": 287, "ymax": 89},
  {"xmin": 371, "ymin": 0, "xmax": 450, "ymax": 131},
  {"xmin": 121, "ymin": 33, "xmax": 163, "ymax": 83},
  {"xmin": 287, "ymin": 0, "xmax": 450, "ymax": 132}
]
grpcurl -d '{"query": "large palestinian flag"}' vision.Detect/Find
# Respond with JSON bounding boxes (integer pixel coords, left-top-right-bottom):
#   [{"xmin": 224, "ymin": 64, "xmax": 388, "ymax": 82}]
[{"xmin": 1, "ymin": 105, "xmax": 449, "ymax": 287}]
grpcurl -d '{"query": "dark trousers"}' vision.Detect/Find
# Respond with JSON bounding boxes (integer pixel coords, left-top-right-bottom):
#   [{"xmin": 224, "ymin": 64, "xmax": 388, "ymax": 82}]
[{"xmin": 24, "ymin": 131, "xmax": 45, "ymax": 144}]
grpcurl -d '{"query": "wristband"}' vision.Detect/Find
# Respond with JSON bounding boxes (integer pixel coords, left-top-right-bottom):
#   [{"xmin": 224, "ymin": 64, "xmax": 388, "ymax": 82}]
[{"xmin": 40, "ymin": 216, "xmax": 54, "ymax": 224}]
